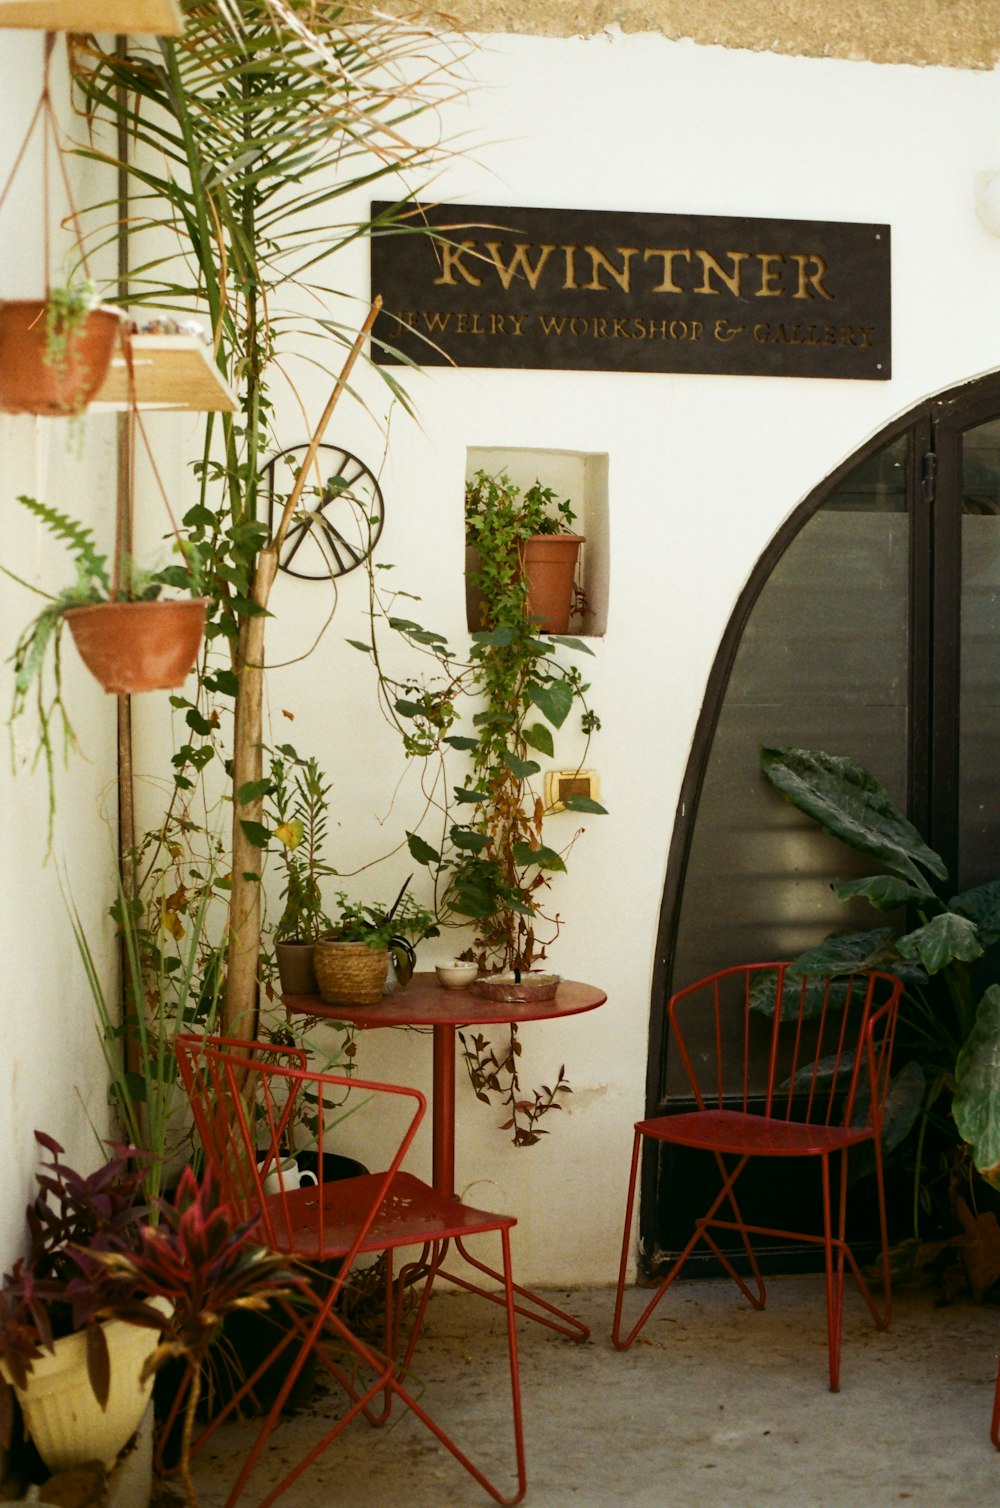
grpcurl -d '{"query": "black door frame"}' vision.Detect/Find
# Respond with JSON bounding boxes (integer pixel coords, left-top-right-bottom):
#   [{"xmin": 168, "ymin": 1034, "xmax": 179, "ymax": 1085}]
[{"xmin": 641, "ymin": 368, "xmax": 1000, "ymax": 1278}]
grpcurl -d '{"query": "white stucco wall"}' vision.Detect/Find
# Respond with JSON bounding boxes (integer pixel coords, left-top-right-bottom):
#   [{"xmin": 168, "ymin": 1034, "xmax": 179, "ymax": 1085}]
[
  {"xmin": 0, "ymin": 33, "xmax": 119, "ymax": 1273},
  {"xmin": 223, "ymin": 32, "xmax": 1000, "ymax": 1287},
  {"xmin": 7, "ymin": 24, "xmax": 1000, "ymax": 1292}
]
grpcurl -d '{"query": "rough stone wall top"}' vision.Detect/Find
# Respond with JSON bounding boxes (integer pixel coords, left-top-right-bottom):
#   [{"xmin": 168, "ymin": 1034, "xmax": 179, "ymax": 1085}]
[{"xmin": 406, "ymin": 0, "xmax": 1000, "ymax": 68}]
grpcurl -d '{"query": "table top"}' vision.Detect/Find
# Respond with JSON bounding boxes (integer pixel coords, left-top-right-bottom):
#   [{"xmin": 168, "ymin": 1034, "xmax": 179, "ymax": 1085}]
[{"xmin": 284, "ymin": 971, "xmax": 607, "ymax": 1028}]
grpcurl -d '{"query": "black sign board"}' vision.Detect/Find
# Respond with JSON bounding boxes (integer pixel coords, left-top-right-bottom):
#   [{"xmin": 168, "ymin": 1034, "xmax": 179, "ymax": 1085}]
[{"xmin": 370, "ymin": 202, "xmax": 890, "ymax": 381}]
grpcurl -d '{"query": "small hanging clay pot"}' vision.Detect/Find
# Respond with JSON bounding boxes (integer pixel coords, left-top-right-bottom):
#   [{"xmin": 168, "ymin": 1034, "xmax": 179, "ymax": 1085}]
[
  {"xmin": 519, "ymin": 533, "xmax": 585, "ymax": 634},
  {"xmin": 64, "ymin": 598, "xmax": 207, "ymax": 694},
  {"xmin": 0, "ymin": 300, "xmax": 124, "ymax": 416}
]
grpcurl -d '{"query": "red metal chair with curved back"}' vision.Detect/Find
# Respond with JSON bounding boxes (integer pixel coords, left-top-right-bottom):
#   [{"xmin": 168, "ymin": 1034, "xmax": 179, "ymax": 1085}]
[
  {"xmin": 612, "ymin": 963, "xmax": 904, "ymax": 1391},
  {"xmin": 174, "ymin": 1033, "xmax": 526, "ymax": 1507}
]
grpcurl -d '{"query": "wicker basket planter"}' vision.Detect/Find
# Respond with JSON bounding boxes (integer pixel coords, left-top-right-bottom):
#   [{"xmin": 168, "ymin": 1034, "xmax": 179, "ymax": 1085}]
[{"xmin": 314, "ymin": 939, "xmax": 388, "ymax": 1006}]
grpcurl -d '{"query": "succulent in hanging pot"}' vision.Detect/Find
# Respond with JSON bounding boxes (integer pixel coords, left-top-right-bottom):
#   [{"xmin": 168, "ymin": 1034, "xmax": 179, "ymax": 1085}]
[{"xmin": 0, "ymin": 283, "xmax": 124, "ymax": 417}]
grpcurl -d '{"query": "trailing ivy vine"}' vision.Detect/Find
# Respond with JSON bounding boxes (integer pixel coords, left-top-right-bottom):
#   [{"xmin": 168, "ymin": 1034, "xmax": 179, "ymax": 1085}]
[{"xmin": 352, "ymin": 470, "xmax": 606, "ymax": 1143}]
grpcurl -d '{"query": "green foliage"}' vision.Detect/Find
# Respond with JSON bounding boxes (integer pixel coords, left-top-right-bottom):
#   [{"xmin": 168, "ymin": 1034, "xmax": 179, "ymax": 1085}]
[
  {"xmin": 465, "ymin": 469, "xmax": 577, "ymax": 555},
  {"xmin": 761, "ymin": 743, "xmax": 1000, "ymax": 1229},
  {"xmin": 357, "ymin": 471, "xmax": 605, "ymax": 1146},
  {"xmin": 368, "ymin": 472, "xmax": 602, "ymax": 975},
  {"xmin": 42, "ymin": 279, "xmax": 100, "ymax": 411},
  {"xmin": 6, "ymin": 496, "xmax": 204, "ymax": 842},
  {"xmin": 328, "ymin": 885, "xmax": 439, "ymax": 955},
  {"xmin": 68, "ymin": 841, "xmax": 227, "ymax": 1213},
  {"xmin": 268, "ymin": 746, "xmax": 334, "ymax": 945}
]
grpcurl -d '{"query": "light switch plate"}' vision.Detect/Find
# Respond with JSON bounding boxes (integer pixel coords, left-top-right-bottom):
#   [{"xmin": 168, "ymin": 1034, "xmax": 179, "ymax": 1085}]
[{"xmin": 544, "ymin": 768, "xmax": 601, "ymax": 813}]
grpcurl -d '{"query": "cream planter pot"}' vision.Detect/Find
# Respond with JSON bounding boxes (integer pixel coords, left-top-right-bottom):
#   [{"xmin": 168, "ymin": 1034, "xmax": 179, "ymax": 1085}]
[{"xmin": 6, "ymin": 1317, "xmax": 162, "ymax": 1471}]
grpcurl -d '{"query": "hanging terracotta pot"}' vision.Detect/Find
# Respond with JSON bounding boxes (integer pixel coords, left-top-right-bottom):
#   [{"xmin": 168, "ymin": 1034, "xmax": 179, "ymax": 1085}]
[
  {"xmin": 64, "ymin": 598, "xmax": 207, "ymax": 694},
  {"xmin": 519, "ymin": 533, "xmax": 585, "ymax": 634},
  {"xmin": 0, "ymin": 299, "xmax": 124, "ymax": 416}
]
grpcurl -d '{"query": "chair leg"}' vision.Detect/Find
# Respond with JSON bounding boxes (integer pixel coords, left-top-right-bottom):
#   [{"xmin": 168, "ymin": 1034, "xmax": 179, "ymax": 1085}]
[
  {"xmin": 230, "ymin": 1232, "xmax": 526, "ymax": 1508},
  {"xmin": 992, "ymin": 1351, "xmax": 1000, "ymax": 1448},
  {"xmin": 612, "ymin": 1129, "xmax": 646, "ymax": 1348},
  {"xmin": 613, "ymin": 1137, "xmax": 765, "ymax": 1350},
  {"xmin": 697, "ymin": 1151, "xmax": 767, "ymax": 1312},
  {"xmin": 820, "ymin": 1151, "xmax": 846, "ymax": 1393}
]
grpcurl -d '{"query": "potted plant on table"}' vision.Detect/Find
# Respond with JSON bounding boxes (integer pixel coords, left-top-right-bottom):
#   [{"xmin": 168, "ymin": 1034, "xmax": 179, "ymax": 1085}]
[
  {"xmin": 269, "ymin": 747, "xmax": 334, "ymax": 996},
  {"xmin": 465, "ymin": 468, "xmax": 585, "ymax": 635},
  {"xmin": 313, "ymin": 882, "xmax": 438, "ymax": 1006},
  {"xmin": 0, "ymin": 1133, "xmax": 167, "ymax": 1478}
]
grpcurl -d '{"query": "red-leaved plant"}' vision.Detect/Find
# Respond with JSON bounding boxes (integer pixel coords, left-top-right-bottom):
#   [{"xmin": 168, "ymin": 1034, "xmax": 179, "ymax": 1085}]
[
  {"xmin": 83, "ymin": 1164, "xmax": 292, "ymax": 1508},
  {"xmin": 0, "ymin": 1130, "xmax": 160, "ymax": 1451}
]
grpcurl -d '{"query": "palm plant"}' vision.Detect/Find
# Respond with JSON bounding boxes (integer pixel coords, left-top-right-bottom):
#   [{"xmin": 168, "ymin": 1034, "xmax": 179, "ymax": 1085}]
[{"xmin": 65, "ymin": 2, "xmax": 470, "ymax": 1037}]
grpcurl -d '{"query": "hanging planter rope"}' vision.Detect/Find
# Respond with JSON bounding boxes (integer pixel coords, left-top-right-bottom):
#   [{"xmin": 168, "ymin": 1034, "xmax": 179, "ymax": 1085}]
[{"xmin": 0, "ymin": 34, "xmax": 123, "ymax": 416}]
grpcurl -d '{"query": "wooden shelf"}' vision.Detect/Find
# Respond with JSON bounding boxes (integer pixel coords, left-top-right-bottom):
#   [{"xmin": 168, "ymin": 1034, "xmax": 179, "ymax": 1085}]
[
  {"xmin": 92, "ymin": 334, "xmax": 237, "ymax": 413},
  {"xmin": 0, "ymin": 0, "xmax": 184, "ymax": 32}
]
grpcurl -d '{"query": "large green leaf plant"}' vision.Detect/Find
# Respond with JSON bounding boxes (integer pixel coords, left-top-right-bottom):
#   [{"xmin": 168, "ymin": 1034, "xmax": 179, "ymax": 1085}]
[{"xmin": 760, "ymin": 745, "xmax": 1000, "ymax": 1233}]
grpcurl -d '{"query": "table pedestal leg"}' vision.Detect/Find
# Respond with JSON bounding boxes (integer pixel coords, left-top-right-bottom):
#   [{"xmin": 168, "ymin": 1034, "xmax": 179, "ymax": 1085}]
[
  {"xmin": 432, "ymin": 1024, "xmax": 457, "ymax": 1199},
  {"xmin": 429, "ymin": 1024, "xmax": 588, "ymax": 1340}
]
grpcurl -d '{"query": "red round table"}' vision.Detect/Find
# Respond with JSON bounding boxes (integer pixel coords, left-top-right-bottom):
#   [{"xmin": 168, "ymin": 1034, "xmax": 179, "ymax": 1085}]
[
  {"xmin": 284, "ymin": 972, "xmax": 607, "ymax": 1197},
  {"xmin": 284, "ymin": 972, "xmax": 607, "ymax": 1340}
]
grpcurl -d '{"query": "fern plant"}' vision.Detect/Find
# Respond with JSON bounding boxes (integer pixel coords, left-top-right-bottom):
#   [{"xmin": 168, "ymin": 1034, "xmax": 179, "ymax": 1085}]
[{"xmin": 5, "ymin": 494, "xmax": 202, "ymax": 839}]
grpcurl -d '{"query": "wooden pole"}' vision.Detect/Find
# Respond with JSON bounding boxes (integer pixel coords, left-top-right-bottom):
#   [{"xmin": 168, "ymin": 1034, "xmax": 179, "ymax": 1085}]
[{"xmin": 223, "ymin": 299, "xmax": 381, "ymax": 1037}]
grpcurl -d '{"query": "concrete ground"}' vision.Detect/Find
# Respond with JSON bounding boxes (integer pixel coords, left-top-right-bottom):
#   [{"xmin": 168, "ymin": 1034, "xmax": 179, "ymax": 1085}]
[{"xmin": 179, "ymin": 1277, "xmax": 1000, "ymax": 1508}]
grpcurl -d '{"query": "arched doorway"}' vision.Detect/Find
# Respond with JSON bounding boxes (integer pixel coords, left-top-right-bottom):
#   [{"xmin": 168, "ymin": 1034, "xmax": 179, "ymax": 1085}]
[{"xmin": 643, "ymin": 369, "xmax": 1000, "ymax": 1275}]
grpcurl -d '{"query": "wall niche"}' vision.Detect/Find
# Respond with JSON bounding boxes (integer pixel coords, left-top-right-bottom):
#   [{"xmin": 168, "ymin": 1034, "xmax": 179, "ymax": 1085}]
[{"xmin": 465, "ymin": 446, "xmax": 608, "ymax": 637}]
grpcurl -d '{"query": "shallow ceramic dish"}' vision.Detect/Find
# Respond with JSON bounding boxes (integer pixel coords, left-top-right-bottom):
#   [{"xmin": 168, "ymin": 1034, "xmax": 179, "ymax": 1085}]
[{"xmin": 473, "ymin": 971, "xmax": 561, "ymax": 1004}]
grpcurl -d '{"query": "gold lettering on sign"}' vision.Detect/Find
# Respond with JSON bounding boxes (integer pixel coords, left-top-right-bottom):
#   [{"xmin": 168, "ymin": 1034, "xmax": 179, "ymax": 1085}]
[
  {"xmin": 693, "ymin": 250, "xmax": 748, "ymax": 296},
  {"xmin": 752, "ymin": 320, "xmax": 874, "ymax": 347},
  {"xmin": 561, "ymin": 245, "xmax": 579, "ymax": 289},
  {"xmin": 433, "ymin": 242, "xmax": 483, "ymax": 287},
  {"xmin": 642, "ymin": 248, "xmax": 691, "ymax": 292},
  {"xmin": 791, "ymin": 254, "xmax": 833, "ymax": 300},
  {"xmin": 483, "ymin": 242, "xmax": 556, "ymax": 290},
  {"xmin": 755, "ymin": 254, "xmax": 785, "ymax": 297},
  {"xmin": 583, "ymin": 245, "xmax": 638, "ymax": 292}
]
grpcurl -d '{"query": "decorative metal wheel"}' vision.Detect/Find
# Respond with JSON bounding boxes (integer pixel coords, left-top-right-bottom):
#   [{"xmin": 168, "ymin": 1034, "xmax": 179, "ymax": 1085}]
[{"xmin": 262, "ymin": 443, "xmax": 384, "ymax": 580}]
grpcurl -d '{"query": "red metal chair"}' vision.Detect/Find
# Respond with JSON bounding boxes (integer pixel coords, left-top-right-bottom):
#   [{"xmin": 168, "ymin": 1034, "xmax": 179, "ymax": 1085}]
[
  {"xmin": 612, "ymin": 963, "xmax": 904, "ymax": 1391},
  {"xmin": 174, "ymin": 1033, "xmax": 526, "ymax": 1507}
]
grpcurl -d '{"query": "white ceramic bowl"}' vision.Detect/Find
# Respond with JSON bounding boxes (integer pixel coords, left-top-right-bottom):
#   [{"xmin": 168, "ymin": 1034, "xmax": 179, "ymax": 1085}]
[{"xmin": 435, "ymin": 961, "xmax": 480, "ymax": 990}]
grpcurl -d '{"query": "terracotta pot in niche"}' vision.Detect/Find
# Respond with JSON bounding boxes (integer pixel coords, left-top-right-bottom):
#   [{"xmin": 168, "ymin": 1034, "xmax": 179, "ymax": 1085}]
[
  {"xmin": 465, "ymin": 535, "xmax": 585, "ymax": 635},
  {"xmin": 519, "ymin": 533, "xmax": 585, "ymax": 634}
]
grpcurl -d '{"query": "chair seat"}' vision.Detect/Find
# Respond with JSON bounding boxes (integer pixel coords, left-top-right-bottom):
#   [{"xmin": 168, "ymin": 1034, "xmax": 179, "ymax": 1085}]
[
  {"xmin": 635, "ymin": 1107, "xmax": 873, "ymax": 1157},
  {"xmin": 266, "ymin": 1170, "xmax": 515, "ymax": 1260}
]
